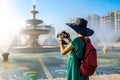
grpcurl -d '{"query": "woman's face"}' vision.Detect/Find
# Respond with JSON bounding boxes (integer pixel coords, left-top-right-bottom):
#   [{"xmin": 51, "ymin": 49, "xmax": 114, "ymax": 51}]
[{"xmin": 75, "ymin": 18, "xmax": 80, "ymax": 25}]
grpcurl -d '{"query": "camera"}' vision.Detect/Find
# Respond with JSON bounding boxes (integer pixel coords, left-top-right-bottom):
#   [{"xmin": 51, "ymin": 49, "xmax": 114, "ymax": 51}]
[{"xmin": 57, "ymin": 31, "xmax": 70, "ymax": 39}]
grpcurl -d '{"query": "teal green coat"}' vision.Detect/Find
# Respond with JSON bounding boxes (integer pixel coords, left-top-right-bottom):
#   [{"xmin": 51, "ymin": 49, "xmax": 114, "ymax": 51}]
[{"xmin": 67, "ymin": 37, "xmax": 89, "ymax": 80}]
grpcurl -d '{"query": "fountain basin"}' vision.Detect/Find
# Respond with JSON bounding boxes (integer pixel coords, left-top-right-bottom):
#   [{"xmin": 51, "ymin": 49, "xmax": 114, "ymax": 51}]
[
  {"xmin": 9, "ymin": 46, "xmax": 60, "ymax": 53},
  {"xmin": 21, "ymin": 29, "xmax": 50, "ymax": 48},
  {"xmin": 21, "ymin": 29, "xmax": 49, "ymax": 35},
  {"xmin": 26, "ymin": 19, "xmax": 43, "ymax": 25}
]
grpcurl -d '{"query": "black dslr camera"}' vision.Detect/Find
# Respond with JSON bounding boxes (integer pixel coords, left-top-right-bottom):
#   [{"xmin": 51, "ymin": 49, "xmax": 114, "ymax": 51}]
[{"xmin": 57, "ymin": 31, "xmax": 70, "ymax": 39}]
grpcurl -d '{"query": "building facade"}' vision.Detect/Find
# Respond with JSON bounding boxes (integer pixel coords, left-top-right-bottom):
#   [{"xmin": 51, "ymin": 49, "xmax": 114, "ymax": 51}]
[
  {"xmin": 86, "ymin": 14, "xmax": 100, "ymax": 28},
  {"xmin": 114, "ymin": 10, "xmax": 120, "ymax": 31},
  {"xmin": 86, "ymin": 10, "xmax": 120, "ymax": 32}
]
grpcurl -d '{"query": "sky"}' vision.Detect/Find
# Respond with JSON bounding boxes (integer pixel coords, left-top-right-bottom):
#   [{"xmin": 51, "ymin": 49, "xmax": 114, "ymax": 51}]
[
  {"xmin": 13, "ymin": 0, "xmax": 120, "ymax": 32},
  {"xmin": 1, "ymin": 0, "xmax": 120, "ymax": 32},
  {"xmin": 0, "ymin": 0, "xmax": 120, "ymax": 51},
  {"xmin": 0, "ymin": 0, "xmax": 120, "ymax": 48}
]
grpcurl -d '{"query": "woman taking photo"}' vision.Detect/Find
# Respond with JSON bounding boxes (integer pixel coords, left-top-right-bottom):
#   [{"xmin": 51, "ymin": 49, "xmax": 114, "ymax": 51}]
[{"xmin": 57, "ymin": 18, "xmax": 94, "ymax": 80}]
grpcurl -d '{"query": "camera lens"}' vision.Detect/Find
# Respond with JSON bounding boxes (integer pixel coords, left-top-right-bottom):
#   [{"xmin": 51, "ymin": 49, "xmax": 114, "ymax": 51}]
[
  {"xmin": 57, "ymin": 33, "xmax": 60, "ymax": 38},
  {"xmin": 57, "ymin": 31, "xmax": 70, "ymax": 38},
  {"xmin": 62, "ymin": 31, "xmax": 69, "ymax": 38}
]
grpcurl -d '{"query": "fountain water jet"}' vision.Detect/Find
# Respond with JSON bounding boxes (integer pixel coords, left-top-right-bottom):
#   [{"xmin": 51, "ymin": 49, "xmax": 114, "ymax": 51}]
[
  {"xmin": 102, "ymin": 48, "xmax": 108, "ymax": 54},
  {"xmin": 92, "ymin": 25, "xmax": 119, "ymax": 54}
]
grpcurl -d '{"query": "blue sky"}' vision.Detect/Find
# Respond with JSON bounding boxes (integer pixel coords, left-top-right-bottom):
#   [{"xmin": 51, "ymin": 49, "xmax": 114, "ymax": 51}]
[{"xmin": 4, "ymin": 0, "xmax": 120, "ymax": 32}]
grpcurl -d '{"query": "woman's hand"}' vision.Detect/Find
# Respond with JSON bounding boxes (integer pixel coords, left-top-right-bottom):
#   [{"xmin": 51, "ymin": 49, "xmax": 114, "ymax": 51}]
[{"xmin": 57, "ymin": 34, "xmax": 64, "ymax": 41}]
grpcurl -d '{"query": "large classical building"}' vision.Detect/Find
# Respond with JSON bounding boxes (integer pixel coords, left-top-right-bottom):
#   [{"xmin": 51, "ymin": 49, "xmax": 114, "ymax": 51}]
[
  {"xmin": 101, "ymin": 10, "xmax": 120, "ymax": 31},
  {"xmin": 86, "ymin": 10, "xmax": 120, "ymax": 32},
  {"xmin": 86, "ymin": 14, "xmax": 100, "ymax": 28}
]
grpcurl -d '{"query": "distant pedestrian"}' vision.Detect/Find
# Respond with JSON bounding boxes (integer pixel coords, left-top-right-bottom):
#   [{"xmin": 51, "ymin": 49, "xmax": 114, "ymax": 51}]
[{"xmin": 57, "ymin": 18, "xmax": 94, "ymax": 80}]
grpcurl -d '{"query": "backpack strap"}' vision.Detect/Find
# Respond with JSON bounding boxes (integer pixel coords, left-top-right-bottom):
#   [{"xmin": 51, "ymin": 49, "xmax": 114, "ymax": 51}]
[
  {"xmin": 80, "ymin": 36, "xmax": 90, "ymax": 43},
  {"xmin": 79, "ymin": 36, "xmax": 90, "ymax": 60}
]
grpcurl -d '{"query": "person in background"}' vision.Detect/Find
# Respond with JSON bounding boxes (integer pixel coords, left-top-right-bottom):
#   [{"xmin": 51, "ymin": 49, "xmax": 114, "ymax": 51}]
[{"xmin": 57, "ymin": 18, "xmax": 94, "ymax": 80}]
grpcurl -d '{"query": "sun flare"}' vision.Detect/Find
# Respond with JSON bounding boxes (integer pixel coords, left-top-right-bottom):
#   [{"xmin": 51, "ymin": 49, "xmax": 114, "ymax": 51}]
[{"xmin": 0, "ymin": 0, "xmax": 24, "ymax": 52}]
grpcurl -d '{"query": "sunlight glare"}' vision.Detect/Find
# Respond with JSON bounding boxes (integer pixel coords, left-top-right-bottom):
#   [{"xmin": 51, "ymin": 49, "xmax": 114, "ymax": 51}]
[{"xmin": 0, "ymin": 0, "xmax": 25, "ymax": 52}]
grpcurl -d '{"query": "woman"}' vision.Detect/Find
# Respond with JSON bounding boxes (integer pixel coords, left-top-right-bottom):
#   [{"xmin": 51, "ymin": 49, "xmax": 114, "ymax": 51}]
[{"xmin": 57, "ymin": 18, "xmax": 94, "ymax": 80}]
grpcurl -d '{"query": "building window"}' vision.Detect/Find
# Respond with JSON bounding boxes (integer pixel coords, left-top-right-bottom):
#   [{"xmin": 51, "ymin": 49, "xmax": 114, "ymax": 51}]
[
  {"xmin": 116, "ymin": 13, "xmax": 120, "ymax": 19},
  {"xmin": 116, "ymin": 21, "xmax": 120, "ymax": 25}
]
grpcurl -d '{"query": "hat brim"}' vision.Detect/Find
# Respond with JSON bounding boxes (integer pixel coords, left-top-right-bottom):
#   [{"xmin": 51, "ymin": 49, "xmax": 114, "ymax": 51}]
[{"xmin": 66, "ymin": 23, "xmax": 94, "ymax": 37}]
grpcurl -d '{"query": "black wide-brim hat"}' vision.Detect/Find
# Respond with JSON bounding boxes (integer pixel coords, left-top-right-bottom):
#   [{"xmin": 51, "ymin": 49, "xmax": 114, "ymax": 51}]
[{"xmin": 66, "ymin": 18, "xmax": 94, "ymax": 37}]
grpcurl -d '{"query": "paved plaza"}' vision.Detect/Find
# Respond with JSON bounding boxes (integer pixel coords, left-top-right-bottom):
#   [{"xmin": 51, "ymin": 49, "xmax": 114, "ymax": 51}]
[
  {"xmin": 0, "ymin": 52, "xmax": 68, "ymax": 80},
  {"xmin": 0, "ymin": 51, "xmax": 119, "ymax": 80}
]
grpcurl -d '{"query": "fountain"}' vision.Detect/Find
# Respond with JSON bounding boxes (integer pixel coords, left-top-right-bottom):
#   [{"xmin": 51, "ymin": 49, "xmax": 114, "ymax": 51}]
[
  {"xmin": 8, "ymin": 0, "xmax": 60, "ymax": 52},
  {"xmin": 21, "ymin": 2, "xmax": 49, "ymax": 48}
]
